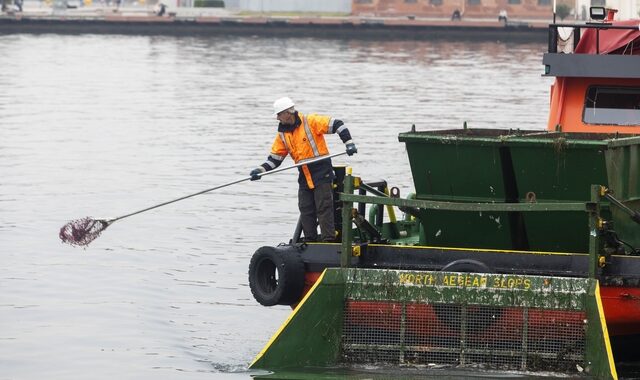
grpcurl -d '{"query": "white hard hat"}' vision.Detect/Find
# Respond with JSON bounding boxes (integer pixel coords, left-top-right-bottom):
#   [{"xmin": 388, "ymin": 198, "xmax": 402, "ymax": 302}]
[{"xmin": 273, "ymin": 97, "xmax": 295, "ymax": 116}]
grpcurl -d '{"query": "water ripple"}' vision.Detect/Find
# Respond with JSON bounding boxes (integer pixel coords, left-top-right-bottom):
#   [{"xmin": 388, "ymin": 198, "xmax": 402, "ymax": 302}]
[{"xmin": 0, "ymin": 34, "xmax": 551, "ymax": 380}]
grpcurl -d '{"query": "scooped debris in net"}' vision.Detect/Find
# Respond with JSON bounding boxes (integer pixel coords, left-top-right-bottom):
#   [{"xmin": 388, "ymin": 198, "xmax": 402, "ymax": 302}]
[{"xmin": 59, "ymin": 217, "xmax": 108, "ymax": 247}]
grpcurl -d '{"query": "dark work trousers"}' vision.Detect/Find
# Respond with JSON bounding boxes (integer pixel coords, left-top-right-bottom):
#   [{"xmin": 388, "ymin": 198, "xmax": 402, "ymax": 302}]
[{"xmin": 298, "ymin": 182, "xmax": 335, "ymax": 241}]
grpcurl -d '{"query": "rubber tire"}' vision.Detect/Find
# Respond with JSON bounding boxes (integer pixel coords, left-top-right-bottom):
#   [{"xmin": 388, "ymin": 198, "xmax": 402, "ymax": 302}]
[
  {"xmin": 436, "ymin": 259, "xmax": 501, "ymax": 332},
  {"xmin": 248, "ymin": 246, "xmax": 305, "ymax": 307},
  {"xmin": 441, "ymin": 259, "xmax": 492, "ymax": 273}
]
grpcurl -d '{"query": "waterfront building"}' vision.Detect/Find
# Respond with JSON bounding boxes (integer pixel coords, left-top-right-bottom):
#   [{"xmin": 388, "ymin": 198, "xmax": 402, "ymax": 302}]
[{"xmin": 352, "ymin": 0, "xmax": 640, "ymax": 21}]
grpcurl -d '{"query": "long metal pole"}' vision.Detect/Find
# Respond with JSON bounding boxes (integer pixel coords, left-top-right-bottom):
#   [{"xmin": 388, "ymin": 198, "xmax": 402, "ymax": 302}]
[{"xmin": 109, "ymin": 151, "xmax": 348, "ymax": 223}]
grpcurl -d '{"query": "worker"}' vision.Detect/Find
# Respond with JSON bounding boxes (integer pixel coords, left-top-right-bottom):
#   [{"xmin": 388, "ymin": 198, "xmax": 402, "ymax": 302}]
[{"xmin": 249, "ymin": 97, "xmax": 357, "ymax": 242}]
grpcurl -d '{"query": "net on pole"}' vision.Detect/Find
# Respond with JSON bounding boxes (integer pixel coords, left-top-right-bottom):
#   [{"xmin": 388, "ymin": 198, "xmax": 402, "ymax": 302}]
[{"xmin": 59, "ymin": 217, "xmax": 109, "ymax": 247}]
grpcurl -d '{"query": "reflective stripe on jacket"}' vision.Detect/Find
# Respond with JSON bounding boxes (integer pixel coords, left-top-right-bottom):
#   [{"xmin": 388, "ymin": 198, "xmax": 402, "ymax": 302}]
[{"xmin": 270, "ymin": 113, "xmax": 334, "ymax": 189}]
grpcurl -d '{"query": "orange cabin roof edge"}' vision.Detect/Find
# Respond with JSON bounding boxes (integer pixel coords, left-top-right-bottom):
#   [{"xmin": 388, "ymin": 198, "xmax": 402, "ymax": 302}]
[{"xmin": 544, "ymin": 18, "xmax": 640, "ymax": 134}]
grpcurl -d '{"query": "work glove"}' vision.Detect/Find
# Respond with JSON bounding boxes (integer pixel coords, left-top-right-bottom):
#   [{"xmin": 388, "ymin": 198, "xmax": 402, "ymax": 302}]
[
  {"xmin": 250, "ymin": 168, "xmax": 263, "ymax": 181},
  {"xmin": 345, "ymin": 142, "xmax": 358, "ymax": 156}
]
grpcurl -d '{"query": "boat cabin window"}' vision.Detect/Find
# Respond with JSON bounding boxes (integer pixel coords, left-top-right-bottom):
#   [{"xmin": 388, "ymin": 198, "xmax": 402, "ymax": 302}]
[{"xmin": 583, "ymin": 86, "xmax": 640, "ymax": 126}]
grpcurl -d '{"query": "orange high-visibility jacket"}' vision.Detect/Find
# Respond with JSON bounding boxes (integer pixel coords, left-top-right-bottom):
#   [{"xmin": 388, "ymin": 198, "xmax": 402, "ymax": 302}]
[{"xmin": 260, "ymin": 112, "xmax": 352, "ymax": 189}]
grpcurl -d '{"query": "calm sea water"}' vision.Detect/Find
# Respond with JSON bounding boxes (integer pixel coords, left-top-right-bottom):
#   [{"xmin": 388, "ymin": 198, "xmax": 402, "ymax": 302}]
[{"xmin": 0, "ymin": 34, "xmax": 553, "ymax": 379}]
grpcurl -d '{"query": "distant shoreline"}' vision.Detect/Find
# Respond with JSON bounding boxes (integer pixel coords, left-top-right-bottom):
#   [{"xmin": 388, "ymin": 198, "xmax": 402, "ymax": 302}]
[{"xmin": 0, "ymin": 11, "xmax": 550, "ymax": 41}]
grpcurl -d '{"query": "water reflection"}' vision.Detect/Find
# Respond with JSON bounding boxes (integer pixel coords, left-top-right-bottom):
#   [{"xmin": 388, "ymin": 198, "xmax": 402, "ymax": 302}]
[
  {"xmin": 346, "ymin": 39, "xmax": 543, "ymax": 65},
  {"xmin": 0, "ymin": 34, "xmax": 552, "ymax": 379}
]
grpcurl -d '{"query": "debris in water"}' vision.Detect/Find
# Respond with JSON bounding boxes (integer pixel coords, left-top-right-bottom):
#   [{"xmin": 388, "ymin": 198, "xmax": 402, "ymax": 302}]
[{"xmin": 59, "ymin": 217, "xmax": 108, "ymax": 247}]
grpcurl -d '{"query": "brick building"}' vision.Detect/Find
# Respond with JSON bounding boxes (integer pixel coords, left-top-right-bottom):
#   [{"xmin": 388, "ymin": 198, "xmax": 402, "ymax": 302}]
[{"xmin": 352, "ymin": 0, "xmax": 553, "ymax": 20}]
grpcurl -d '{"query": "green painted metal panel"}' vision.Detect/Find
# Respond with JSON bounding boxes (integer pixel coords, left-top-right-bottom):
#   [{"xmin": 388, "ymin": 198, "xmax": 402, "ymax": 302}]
[
  {"xmin": 344, "ymin": 268, "xmax": 590, "ymax": 309},
  {"xmin": 400, "ymin": 135, "xmax": 507, "ymax": 201},
  {"xmin": 341, "ymin": 268, "xmax": 616, "ymax": 379},
  {"xmin": 585, "ymin": 283, "xmax": 618, "ymax": 380},
  {"xmin": 253, "ymin": 268, "xmax": 615, "ymax": 378},
  {"xmin": 250, "ymin": 270, "xmax": 346, "ymax": 370},
  {"xmin": 341, "ymin": 173, "xmax": 355, "ymax": 267},
  {"xmin": 339, "ymin": 194, "xmax": 590, "ymax": 212},
  {"xmin": 398, "ymin": 129, "xmax": 640, "ymax": 254},
  {"xmin": 506, "ymin": 137, "xmax": 609, "ymax": 253},
  {"xmin": 605, "ymin": 141, "xmax": 640, "ymax": 249},
  {"xmin": 400, "ymin": 130, "xmax": 513, "ymax": 249}
]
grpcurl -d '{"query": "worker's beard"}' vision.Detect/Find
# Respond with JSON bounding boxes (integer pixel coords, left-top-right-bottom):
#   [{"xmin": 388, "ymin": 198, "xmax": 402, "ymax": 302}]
[{"xmin": 278, "ymin": 112, "xmax": 300, "ymax": 132}]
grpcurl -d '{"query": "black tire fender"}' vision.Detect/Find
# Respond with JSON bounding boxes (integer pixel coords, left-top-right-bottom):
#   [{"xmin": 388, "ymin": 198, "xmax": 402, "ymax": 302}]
[
  {"xmin": 248, "ymin": 246, "xmax": 305, "ymax": 307},
  {"xmin": 441, "ymin": 259, "xmax": 492, "ymax": 273}
]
